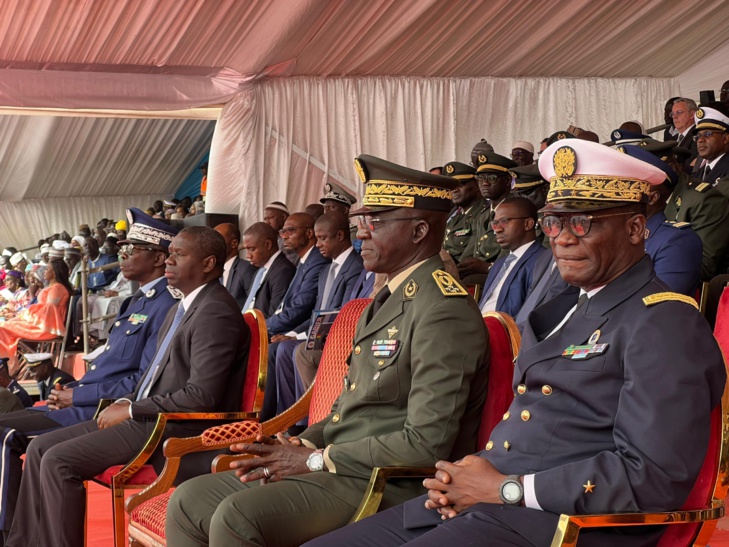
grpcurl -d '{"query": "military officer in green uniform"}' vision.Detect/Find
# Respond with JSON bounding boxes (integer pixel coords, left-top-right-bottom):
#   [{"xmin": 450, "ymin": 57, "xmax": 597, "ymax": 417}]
[
  {"xmin": 644, "ymin": 140, "xmax": 729, "ymax": 279},
  {"xmin": 511, "ymin": 163, "xmax": 550, "ymax": 247},
  {"xmin": 320, "ymin": 181, "xmax": 359, "ymax": 245},
  {"xmin": 442, "ymin": 161, "xmax": 486, "ymax": 262},
  {"xmin": 457, "ymin": 152, "xmax": 517, "ymax": 283},
  {"xmin": 166, "ymin": 155, "xmax": 490, "ymax": 547}
]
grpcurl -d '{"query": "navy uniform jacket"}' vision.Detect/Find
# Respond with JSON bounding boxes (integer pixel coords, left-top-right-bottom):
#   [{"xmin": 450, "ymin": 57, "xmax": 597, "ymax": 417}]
[
  {"xmin": 294, "ymin": 250, "xmax": 364, "ymax": 334},
  {"xmin": 403, "ymin": 257, "xmax": 725, "ymax": 534},
  {"xmin": 266, "ymin": 246, "xmax": 330, "ymax": 335},
  {"xmin": 37, "ymin": 368, "xmax": 75, "ymax": 401},
  {"xmin": 7, "ymin": 380, "xmax": 32, "ymax": 408},
  {"xmin": 38, "ymin": 278, "xmax": 178, "ymax": 427},
  {"xmin": 479, "ymin": 240, "xmax": 546, "ymax": 317},
  {"xmin": 87, "ymin": 252, "xmax": 119, "ymax": 291},
  {"xmin": 644, "ymin": 211, "xmax": 702, "ymax": 296},
  {"xmin": 345, "ymin": 269, "xmax": 375, "ymax": 301}
]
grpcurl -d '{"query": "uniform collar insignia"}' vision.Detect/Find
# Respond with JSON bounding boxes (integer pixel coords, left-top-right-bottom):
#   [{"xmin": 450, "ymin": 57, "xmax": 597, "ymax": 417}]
[
  {"xmin": 167, "ymin": 286, "xmax": 184, "ymax": 300},
  {"xmin": 145, "ymin": 289, "xmax": 156, "ymax": 298},
  {"xmin": 387, "ymin": 325, "xmax": 399, "ymax": 338}
]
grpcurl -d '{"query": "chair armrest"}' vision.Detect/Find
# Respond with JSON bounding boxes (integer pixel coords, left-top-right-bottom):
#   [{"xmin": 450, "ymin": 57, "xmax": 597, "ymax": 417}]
[
  {"xmin": 92, "ymin": 398, "xmax": 115, "ymax": 419},
  {"xmin": 550, "ymin": 499, "xmax": 725, "ymax": 547},
  {"xmin": 349, "ymin": 466, "xmax": 437, "ymax": 523}
]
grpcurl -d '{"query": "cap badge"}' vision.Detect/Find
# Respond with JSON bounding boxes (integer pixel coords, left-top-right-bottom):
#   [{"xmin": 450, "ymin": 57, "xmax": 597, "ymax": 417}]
[
  {"xmin": 478, "ymin": 154, "xmax": 487, "ymax": 163},
  {"xmin": 354, "ymin": 158, "xmax": 367, "ymax": 183},
  {"xmin": 553, "ymin": 146, "xmax": 577, "ymax": 178},
  {"xmin": 588, "ymin": 330, "xmax": 601, "ymax": 344},
  {"xmin": 613, "ymin": 130, "xmax": 620, "ymax": 139},
  {"xmin": 403, "ymin": 280, "xmax": 418, "ymax": 299},
  {"xmin": 696, "ymin": 108, "xmax": 705, "ymax": 119},
  {"xmin": 446, "ymin": 164, "xmax": 454, "ymax": 174},
  {"xmin": 557, "ymin": 132, "xmax": 566, "ymax": 140}
]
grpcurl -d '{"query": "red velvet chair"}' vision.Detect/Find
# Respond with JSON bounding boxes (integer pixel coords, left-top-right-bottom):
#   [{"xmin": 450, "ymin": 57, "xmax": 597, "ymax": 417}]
[
  {"xmin": 549, "ymin": 290, "xmax": 729, "ymax": 547},
  {"xmin": 126, "ymin": 298, "xmax": 372, "ymax": 547},
  {"xmin": 88, "ymin": 308, "xmax": 268, "ymax": 547},
  {"xmin": 346, "ymin": 311, "xmax": 520, "ymax": 522}
]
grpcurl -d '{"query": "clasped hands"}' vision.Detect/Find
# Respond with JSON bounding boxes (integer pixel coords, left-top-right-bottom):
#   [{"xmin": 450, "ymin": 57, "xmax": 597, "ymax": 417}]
[
  {"xmin": 46, "ymin": 383, "xmax": 74, "ymax": 410},
  {"xmin": 228, "ymin": 433, "xmax": 315, "ymax": 483},
  {"xmin": 423, "ymin": 455, "xmax": 508, "ymax": 519}
]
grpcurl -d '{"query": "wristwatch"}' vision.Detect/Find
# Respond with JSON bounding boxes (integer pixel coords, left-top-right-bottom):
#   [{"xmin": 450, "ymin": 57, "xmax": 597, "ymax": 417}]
[
  {"xmin": 306, "ymin": 449, "xmax": 325, "ymax": 472},
  {"xmin": 499, "ymin": 475, "xmax": 524, "ymax": 505}
]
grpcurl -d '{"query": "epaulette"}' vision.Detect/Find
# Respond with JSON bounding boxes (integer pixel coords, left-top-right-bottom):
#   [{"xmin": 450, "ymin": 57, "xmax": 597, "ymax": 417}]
[
  {"xmin": 167, "ymin": 286, "xmax": 184, "ymax": 300},
  {"xmin": 643, "ymin": 292, "xmax": 698, "ymax": 310},
  {"xmin": 663, "ymin": 220, "xmax": 691, "ymax": 229},
  {"xmin": 693, "ymin": 182, "xmax": 710, "ymax": 193},
  {"xmin": 432, "ymin": 270, "xmax": 468, "ymax": 297},
  {"xmin": 52, "ymin": 376, "xmax": 63, "ymax": 385}
]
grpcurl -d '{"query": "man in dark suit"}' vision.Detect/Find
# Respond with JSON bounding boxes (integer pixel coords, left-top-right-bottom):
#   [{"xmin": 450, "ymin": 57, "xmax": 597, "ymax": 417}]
[
  {"xmin": 478, "ymin": 197, "xmax": 546, "ymax": 318},
  {"xmin": 346, "ymin": 268, "xmax": 375, "ymax": 300},
  {"xmin": 672, "ymin": 97, "xmax": 699, "ymax": 170},
  {"xmin": 691, "ymin": 104, "xmax": 729, "ymax": 186},
  {"xmin": 215, "ymin": 222, "xmax": 255, "ymax": 309},
  {"xmin": 240, "ymin": 222, "xmax": 296, "ymax": 317},
  {"xmin": 262, "ymin": 212, "xmax": 330, "ymax": 419},
  {"xmin": 274, "ymin": 212, "xmax": 364, "ymax": 416},
  {"xmin": 0, "ymin": 208, "xmax": 179, "ymax": 537},
  {"xmin": 6, "ymin": 226, "xmax": 250, "ymax": 547},
  {"xmin": 307, "ymin": 140, "xmax": 726, "ymax": 547}
]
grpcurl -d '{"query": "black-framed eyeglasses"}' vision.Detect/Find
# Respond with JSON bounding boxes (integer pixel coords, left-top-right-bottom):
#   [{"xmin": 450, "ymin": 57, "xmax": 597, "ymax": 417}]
[
  {"xmin": 490, "ymin": 217, "xmax": 531, "ymax": 230},
  {"xmin": 540, "ymin": 212, "xmax": 636, "ymax": 238},
  {"xmin": 119, "ymin": 244, "xmax": 160, "ymax": 256},
  {"xmin": 693, "ymin": 130, "xmax": 727, "ymax": 142},
  {"xmin": 356, "ymin": 215, "xmax": 423, "ymax": 232},
  {"xmin": 476, "ymin": 173, "xmax": 508, "ymax": 183}
]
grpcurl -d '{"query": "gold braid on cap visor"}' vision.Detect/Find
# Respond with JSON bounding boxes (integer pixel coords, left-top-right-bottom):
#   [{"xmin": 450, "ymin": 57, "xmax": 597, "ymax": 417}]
[
  {"xmin": 362, "ymin": 181, "xmax": 453, "ymax": 208},
  {"xmin": 547, "ymin": 176, "xmax": 651, "ymax": 203}
]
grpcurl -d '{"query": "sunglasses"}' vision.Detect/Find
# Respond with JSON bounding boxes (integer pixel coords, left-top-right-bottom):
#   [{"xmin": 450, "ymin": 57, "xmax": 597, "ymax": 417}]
[
  {"xmin": 355, "ymin": 215, "xmax": 423, "ymax": 232},
  {"xmin": 119, "ymin": 244, "xmax": 160, "ymax": 256},
  {"xmin": 540, "ymin": 212, "xmax": 636, "ymax": 238}
]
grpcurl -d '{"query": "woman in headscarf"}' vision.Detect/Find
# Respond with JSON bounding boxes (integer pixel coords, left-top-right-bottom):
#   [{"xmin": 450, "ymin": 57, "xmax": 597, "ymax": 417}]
[
  {"xmin": 0, "ymin": 259, "xmax": 72, "ymax": 371},
  {"xmin": 0, "ymin": 271, "xmax": 28, "ymax": 316}
]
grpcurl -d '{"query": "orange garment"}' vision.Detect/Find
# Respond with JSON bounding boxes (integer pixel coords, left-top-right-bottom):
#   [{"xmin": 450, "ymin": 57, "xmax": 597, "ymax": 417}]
[
  {"xmin": 200, "ymin": 175, "xmax": 207, "ymax": 196},
  {"xmin": 0, "ymin": 283, "xmax": 70, "ymax": 360}
]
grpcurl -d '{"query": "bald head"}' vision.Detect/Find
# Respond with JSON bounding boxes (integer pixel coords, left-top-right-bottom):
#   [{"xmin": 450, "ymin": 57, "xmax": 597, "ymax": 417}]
[{"xmin": 214, "ymin": 223, "xmax": 241, "ymax": 260}]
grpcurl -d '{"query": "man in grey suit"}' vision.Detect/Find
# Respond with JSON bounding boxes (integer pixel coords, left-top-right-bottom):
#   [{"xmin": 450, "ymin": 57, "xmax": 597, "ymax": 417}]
[
  {"xmin": 6, "ymin": 226, "xmax": 250, "ymax": 547},
  {"xmin": 307, "ymin": 140, "xmax": 726, "ymax": 547}
]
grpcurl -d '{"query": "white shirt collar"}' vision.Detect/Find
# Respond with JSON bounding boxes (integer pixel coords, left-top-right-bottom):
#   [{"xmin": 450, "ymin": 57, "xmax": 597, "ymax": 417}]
[
  {"xmin": 708, "ymin": 153, "xmax": 725, "ymax": 170},
  {"xmin": 139, "ymin": 276, "xmax": 165, "ymax": 295},
  {"xmin": 261, "ymin": 250, "xmax": 281, "ymax": 271},
  {"xmin": 508, "ymin": 240, "xmax": 536, "ymax": 261},
  {"xmin": 299, "ymin": 245, "xmax": 314, "ymax": 265},
  {"xmin": 679, "ymin": 124, "xmax": 695, "ymax": 138},
  {"xmin": 181, "ymin": 283, "xmax": 207, "ymax": 311},
  {"xmin": 223, "ymin": 256, "xmax": 236, "ymax": 271},
  {"xmin": 331, "ymin": 246, "xmax": 353, "ymax": 268}
]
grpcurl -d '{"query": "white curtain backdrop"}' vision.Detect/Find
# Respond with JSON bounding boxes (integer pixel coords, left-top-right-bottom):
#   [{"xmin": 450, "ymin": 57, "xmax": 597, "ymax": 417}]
[{"xmin": 207, "ymin": 76, "xmax": 679, "ymax": 227}]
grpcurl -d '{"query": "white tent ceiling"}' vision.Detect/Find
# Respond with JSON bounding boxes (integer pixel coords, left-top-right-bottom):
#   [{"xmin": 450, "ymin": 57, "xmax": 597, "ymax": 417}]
[{"xmin": 1, "ymin": 0, "xmax": 728, "ymax": 248}]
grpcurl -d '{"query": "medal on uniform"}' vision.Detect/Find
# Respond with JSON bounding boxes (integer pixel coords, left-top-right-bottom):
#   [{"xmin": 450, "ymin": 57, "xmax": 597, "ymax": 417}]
[
  {"xmin": 562, "ymin": 344, "xmax": 609, "ymax": 360},
  {"xmin": 371, "ymin": 339, "xmax": 399, "ymax": 357},
  {"xmin": 588, "ymin": 330, "xmax": 600, "ymax": 344},
  {"xmin": 387, "ymin": 325, "xmax": 398, "ymax": 339},
  {"xmin": 128, "ymin": 313, "xmax": 148, "ymax": 325}
]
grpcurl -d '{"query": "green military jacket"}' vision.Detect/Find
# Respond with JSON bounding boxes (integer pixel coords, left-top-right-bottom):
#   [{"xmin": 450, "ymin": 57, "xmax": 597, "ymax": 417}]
[
  {"xmin": 296, "ymin": 254, "xmax": 489, "ymax": 504},
  {"xmin": 461, "ymin": 205, "xmax": 503, "ymax": 263},
  {"xmin": 443, "ymin": 198, "xmax": 487, "ymax": 262},
  {"xmin": 664, "ymin": 172, "xmax": 729, "ymax": 279}
]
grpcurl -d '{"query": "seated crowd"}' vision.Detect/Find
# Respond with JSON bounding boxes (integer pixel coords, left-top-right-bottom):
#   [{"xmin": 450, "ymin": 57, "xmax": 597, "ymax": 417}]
[{"xmin": 0, "ymin": 91, "xmax": 727, "ymax": 546}]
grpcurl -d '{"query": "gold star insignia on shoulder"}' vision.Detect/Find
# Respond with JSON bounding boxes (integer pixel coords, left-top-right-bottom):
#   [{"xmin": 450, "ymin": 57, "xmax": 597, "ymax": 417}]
[
  {"xmin": 432, "ymin": 270, "xmax": 468, "ymax": 297},
  {"xmin": 583, "ymin": 480, "xmax": 595, "ymax": 494},
  {"xmin": 403, "ymin": 280, "xmax": 418, "ymax": 300}
]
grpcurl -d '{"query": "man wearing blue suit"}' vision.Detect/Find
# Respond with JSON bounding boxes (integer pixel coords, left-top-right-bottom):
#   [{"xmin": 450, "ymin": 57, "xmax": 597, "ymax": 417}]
[
  {"xmin": 478, "ymin": 197, "xmax": 546, "ymax": 318},
  {"xmin": 262, "ymin": 212, "xmax": 330, "ymax": 419},
  {"xmin": 274, "ymin": 213, "xmax": 364, "ymax": 417},
  {"xmin": 0, "ymin": 208, "xmax": 179, "ymax": 537}
]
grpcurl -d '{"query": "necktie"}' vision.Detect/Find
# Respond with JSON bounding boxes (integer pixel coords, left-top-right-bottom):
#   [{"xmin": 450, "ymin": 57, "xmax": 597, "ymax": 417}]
[
  {"xmin": 136, "ymin": 302, "xmax": 186, "ymax": 401},
  {"xmin": 320, "ymin": 263, "xmax": 339, "ymax": 310},
  {"xmin": 370, "ymin": 286, "xmax": 391, "ymax": 317},
  {"xmin": 243, "ymin": 267, "xmax": 266, "ymax": 311},
  {"xmin": 677, "ymin": 134, "xmax": 684, "ymax": 145},
  {"xmin": 479, "ymin": 253, "xmax": 518, "ymax": 310}
]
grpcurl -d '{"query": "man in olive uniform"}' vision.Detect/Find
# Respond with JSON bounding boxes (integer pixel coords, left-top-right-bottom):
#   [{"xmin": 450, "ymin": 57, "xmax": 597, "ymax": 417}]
[
  {"xmin": 320, "ymin": 181, "xmax": 360, "ymax": 248},
  {"xmin": 457, "ymin": 152, "xmax": 517, "ymax": 283},
  {"xmin": 511, "ymin": 163, "xmax": 550, "ymax": 248},
  {"xmin": 308, "ymin": 139, "xmax": 726, "ymax": 547},
  {"xmin": 442, "ymin": 161, "xmax": 486, "ymax": 262},
  {"xmin": 661, "ymin": 142, "xmax": 729, "ymax": 279},
  {"xmin": 166, "ymin": 155, "xmax": 490, "ymax": 547}
]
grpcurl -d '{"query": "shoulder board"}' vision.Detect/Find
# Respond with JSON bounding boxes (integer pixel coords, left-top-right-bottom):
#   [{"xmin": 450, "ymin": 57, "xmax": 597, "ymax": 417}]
[
  {"xmin": 167, "ymin": 286, "xmax": 184, "ymax": 300},
  {"xmin": 663, "ymin": 220, "xmax": 691, "ymax": 229},
  {"xmin": 643, "ymin": 292, "xmax": 698, "ymax": 310},
  {"xmin": 694, "ymin": 182, "xmax": 710, "ymax": 193},
  {"xmin": 432, "ymin": 270, "xmax": 468, "ymax": 297},
  {"xmin": 52, "ymin": 376, "xmax": 63, "ymax": 385}
]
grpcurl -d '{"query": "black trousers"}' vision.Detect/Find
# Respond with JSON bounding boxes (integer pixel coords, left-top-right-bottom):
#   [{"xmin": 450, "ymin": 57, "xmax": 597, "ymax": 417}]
[{"xmin": 0, "ymin": 410, "xmax": 61, "ymax": 533}]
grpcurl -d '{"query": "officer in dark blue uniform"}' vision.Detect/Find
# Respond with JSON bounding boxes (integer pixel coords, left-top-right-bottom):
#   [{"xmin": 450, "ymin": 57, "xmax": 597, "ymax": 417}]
[
  {"xmin": 0, "ymin": 208, "xmax": 179, "ymax": 535},
  {"xmin": 617, "ymin": 143, "xmax": 702, "ymax": 295}
]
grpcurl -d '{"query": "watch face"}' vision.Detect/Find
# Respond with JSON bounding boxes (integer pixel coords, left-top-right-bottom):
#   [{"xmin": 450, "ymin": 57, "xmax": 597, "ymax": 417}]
[{"xmin": 502, "ymin": 481, "xmax": 521, "ymax": 502}]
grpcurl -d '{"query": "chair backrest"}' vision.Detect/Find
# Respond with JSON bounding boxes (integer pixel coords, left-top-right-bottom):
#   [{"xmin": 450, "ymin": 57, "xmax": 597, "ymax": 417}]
[
  {"xmin": 241, "ymin": 309, "xmax": 267, "ymax": 413},
  {"xmin": 478, "ymin": 312, "xmax": 520, "ymax": 449},
  {"xmin": 660, "ymin": 287, "xmax": 729, "ymax": 546},
  {"xmin": 308, "ymin": 298, "xmax": 371, "ymax": 424}
]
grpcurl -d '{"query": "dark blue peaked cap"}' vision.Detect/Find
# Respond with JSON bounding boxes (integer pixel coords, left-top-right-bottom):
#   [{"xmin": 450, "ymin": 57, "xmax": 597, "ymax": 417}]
[
  {"xmin": 616, "ymin": 145, "xmax": 678, "ymax": 189},
  {"xmin": 121, "ymin": 208, "xmax": 179, "ymax": 248}
]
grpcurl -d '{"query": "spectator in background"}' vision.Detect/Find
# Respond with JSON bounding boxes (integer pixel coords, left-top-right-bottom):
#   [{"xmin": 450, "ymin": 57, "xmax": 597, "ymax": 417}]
[
  {"xmin": 305, "ymin": 203, "xmax": 324, "ymax": 220},
  {"xmin": 470, "ymin": 139, "xmax": 494, "ymax": 168},
  {"xmin": 199, "ymin": 162, "xmax": 208, "ymax": 199},
  {"xmin": 692, "ymin": 103, "xmax": 729, "ymax": 185},
  {"xmin": 215, "ymin": 223, "xmax": 254, "ymax": 310},
  {"xmin": 663, "ymin": 97, "xmax": 680, "ymax": 141},
  {"xmin": 672, "ymin": 97, "xmax": 699, "ymax": 168},
  {"xmin": 510, "ymin": 141, "xmax": 534, "ymax": 166},
  {"xmin": 720, "ymin": 80, "xmax": 729, "ymax": 108}
]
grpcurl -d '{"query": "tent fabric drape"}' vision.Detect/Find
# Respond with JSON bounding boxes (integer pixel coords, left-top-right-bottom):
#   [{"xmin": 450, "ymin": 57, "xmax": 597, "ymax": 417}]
[{"xmin": 206, "ymin": 76, "xmax": 678, "ymax": 227}]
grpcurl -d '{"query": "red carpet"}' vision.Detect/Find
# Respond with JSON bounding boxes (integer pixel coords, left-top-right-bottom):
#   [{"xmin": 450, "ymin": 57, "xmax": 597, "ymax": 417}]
[{"xmin": 84, "ymin": 482, "xmax": 729, "ymax": 547}]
